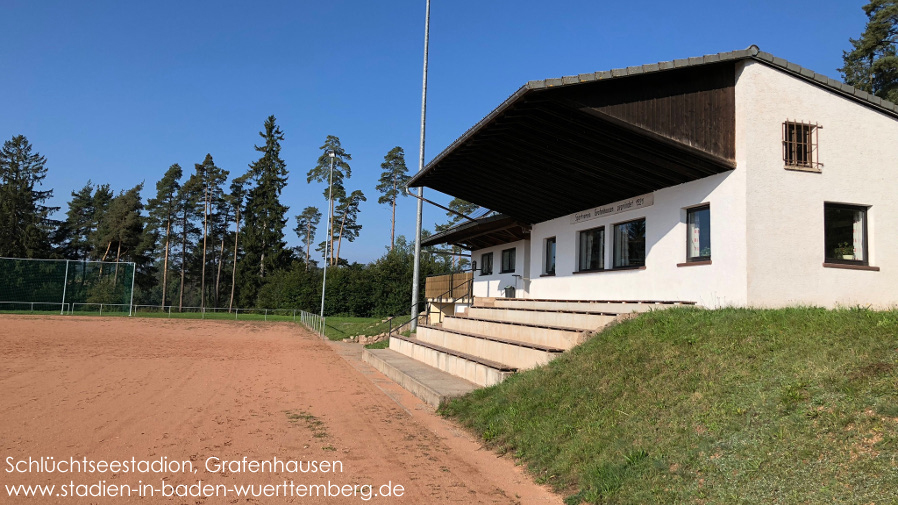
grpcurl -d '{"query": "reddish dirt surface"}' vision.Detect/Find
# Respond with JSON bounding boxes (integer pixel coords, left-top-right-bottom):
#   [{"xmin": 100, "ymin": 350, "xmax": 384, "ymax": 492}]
[{"xmin": 0, "ymin": 315, "xmax": 562, "ymax": 504}]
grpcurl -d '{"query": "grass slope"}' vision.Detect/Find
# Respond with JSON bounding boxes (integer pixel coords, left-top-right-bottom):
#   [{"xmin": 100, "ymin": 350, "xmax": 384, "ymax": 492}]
[{"xmin": 440, "ymin": 307, "xmax": 898, "ymax": 504}]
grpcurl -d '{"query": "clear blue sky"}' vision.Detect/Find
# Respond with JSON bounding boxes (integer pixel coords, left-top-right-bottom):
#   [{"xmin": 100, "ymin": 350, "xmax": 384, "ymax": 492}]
[{"xmin": 1, "ymin": 0, "xmax": 866, "ymax": 263}]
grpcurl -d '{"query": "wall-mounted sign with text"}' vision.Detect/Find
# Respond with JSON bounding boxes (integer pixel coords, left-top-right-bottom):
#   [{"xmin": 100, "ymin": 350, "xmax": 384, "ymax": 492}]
[{"xmin": 569, "ymin": 193, "xmax": 654, "ymax": 225}]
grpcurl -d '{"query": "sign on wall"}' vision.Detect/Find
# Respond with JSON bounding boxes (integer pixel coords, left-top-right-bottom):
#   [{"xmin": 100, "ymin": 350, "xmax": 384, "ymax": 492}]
[{"xmin": 569, "ymin": 193, "xmax": 655, "ymax": 225}]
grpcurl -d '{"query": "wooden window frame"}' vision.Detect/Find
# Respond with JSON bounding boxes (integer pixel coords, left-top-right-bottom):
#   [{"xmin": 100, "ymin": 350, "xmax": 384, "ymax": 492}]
[
  {"xmin": 686, "ymin": 205, "xmax": 711, "ymax": 263},
  {"xmin": 578, "ymin": 226, "xmax": 605, "ymax": 272},
  {"xmin": 545, "ymin": 237, "xmax": 556, "ymax": 275},
  {"xmin": 612, "ymin": 218, "xmax": 647, "ymax": 269},
  {"xmin": 783, "ymin": 120, "xmax": 822, "ymax": 172},
  {"xmin": 500, "ymin": 248, "xmax": 516, "ymax": 273},
  {"xmin": 823, "ymin": 203, "xmax": 869, "ymax": 267}
]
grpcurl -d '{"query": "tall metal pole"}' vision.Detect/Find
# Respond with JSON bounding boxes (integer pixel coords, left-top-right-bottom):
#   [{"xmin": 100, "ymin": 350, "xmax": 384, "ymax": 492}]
[
  {"xmin": 320, "ymin": 151, "xmax": 336, "ymax": 319},
  {"xmin": 411, "ymin": 0, "xmax": 431, "ymax": 331}
]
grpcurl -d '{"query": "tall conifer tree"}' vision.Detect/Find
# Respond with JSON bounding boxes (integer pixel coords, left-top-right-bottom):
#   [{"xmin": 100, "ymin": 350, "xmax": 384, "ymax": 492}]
[
  {"xmin": 147, "ymin": 164, "xmax": 182, "ymax": 308},
  {"xmin": 840, "ymin": 0, "xmax": 898, "ymax": 102},
  {"xmin": 376, "ymin": 146, "xmax": 410, "ymax": 251},
  {"xmin": 240, "ymin": 116, "xmax": 290, "ymax": 304},
  {"xmin": 0, "ymin": 135, "xmax": 57, "ymax": 258}
]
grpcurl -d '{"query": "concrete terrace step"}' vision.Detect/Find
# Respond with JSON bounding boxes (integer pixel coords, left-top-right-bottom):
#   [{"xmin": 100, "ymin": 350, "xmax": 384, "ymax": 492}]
[
  {"xmin": 417, "ymin": 325, "xmax": 564, "ymax": 371},
  {"xmin": 389, "ymin": 335, "xmax": 516, "ymax": 387},
  {"xmin": 361, "ymin": 348, "xmax": 478, "ymax": 408},
  {"xmin": 441, "ymin": 316, "xmax": 588, "ymax": 350},
  {"xmin": 486, "ymin": 298, "xmax": 696, "ymax": 314},
  {"xmin": 465, "ymin": 306, "xmax": 617, "ymax": 331}
]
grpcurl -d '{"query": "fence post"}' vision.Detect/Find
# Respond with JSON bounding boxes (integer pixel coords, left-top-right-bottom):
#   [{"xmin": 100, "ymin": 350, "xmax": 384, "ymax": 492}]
[
  {"xmin": 60, "ymin": 259, "xmax": 69, "ymax": 315},
  {"xmin": 235, "ymin": 308, "xmax": 238, "ymax": 320},
  {"xmin": 129, "ymin": 262, "xmax": 135, "ymax": 316},
  {"xmin": 100, "ymin": 304, "xmax": 103, "ymax": 316},
  {"xmin": 264, "ymin": 309, "xmax": 267, "ymax": 321}
]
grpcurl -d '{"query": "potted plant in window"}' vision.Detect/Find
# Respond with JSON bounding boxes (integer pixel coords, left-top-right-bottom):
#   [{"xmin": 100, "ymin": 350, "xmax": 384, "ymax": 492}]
[
  {"xmin": 503, "ymin": 285, "xmax": 516, "ymax": 298},
  {"xmin": 834, "ymin": 242, "xmax": 855, "ymax": 260}
]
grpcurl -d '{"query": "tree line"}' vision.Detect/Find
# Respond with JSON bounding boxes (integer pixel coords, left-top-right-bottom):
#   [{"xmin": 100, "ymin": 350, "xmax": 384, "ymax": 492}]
[{"xmin": 0, "ymin": 115, "xmax": 460, "ymax": 316}]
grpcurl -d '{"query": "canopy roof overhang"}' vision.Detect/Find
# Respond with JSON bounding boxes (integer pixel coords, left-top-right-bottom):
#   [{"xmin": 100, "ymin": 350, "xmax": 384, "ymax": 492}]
[
  {"xmin": 409, "ymin": 46, "xmax": 898, "ymax": 228},
  {"xmin": 409, "ymin": 95, "xmax": 735, "ymax": 225},
  {"xmin": 422, "ymin": 214, "xmax": 530, "ymax": 250}
]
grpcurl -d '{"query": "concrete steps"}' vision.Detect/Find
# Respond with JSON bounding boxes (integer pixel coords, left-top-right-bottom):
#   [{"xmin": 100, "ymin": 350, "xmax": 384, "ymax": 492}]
[
  {"xmin": 486, "ymin": 298, "xmax": 695, "ymax": 313},
  {"xmin": 361, "ymin": 348, "xmax": 478, "ymax": 407},
  {"xmin": 388, "ymin": 334, "xmax": 516, "ymax": 387},
  {"xmin": 441, "ymin": 316, "xmax": 587, "ymax": 350},
  {"xmin": 465, "ymin": 306, "xmax": 616, "ymax": 330},
  {"xmin": 416, "ymin": 324, "xmax": 564, "ymax": 370},
  {"xmin": 365, "ymin": 297, "xmax": 695, "ymax": 406}
]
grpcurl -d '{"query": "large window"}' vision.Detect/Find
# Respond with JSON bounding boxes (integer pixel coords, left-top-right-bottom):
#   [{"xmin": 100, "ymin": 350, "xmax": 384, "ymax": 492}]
[
  {"xmin": 687, "ymin": 205, "xmax": 711, "ymax": 262},
  {"xmin": 578, "ymin": 227, "xmax": 604, "ymax": 271},
  {"xmin": 545, "ymin": 237, "xmax": 556, "ymax": 275},
  {"xmin": 824, "ymin": 203, "xmax": 867, "ymax": 264},
  {"xmin": 613, "ymin": 219, "xmax": 646, "ymax": 268},
  {"xmin": 500, "ymin": 248, "xmax": 516, "ymax": 273},
  {"xmin": 480, "ymin": 252, "xmax": 493, "ymax": 275}
]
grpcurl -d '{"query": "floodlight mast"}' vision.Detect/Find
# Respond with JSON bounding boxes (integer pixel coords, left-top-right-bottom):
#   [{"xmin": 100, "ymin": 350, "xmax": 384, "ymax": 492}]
[
  {"xmin": 411, "ymin": 0, "xmax": 431, "ymax": 332},
  {"xmin": 320, "ymin": 150, "xmax": 336, "ymax": 320}
]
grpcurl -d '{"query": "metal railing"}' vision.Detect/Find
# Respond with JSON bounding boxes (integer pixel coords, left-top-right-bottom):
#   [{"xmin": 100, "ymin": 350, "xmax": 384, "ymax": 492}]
[
  {"xmin": 297, "ymin": 310, "xmax": 325, "ymax": 338},
  {"xmin": 384, "ymin": 273, "xmax": 475, "ymax": 339},
  {"xmin": 0, "ymin": 301, "xmax": 326, "ymax": 337},
  {"xmin": 0, "ymin": 301, "xmax": 71, "ymax": 313}
]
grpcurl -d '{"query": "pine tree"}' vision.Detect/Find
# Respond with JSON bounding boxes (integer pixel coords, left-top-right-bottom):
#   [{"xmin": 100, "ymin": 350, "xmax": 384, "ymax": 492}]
[
  {"xmin": 240, "ymin": 116, "xmax": 290, "ymax": 304},
  {"xmin": 227, "ymin": 172, "xmax": 250, "ymax": 311},
  {"xmin": 146, "ymin": 164, "xmax": 182, "ymax": 308},
  {"xmin": 0, "ymin": 135, "xmax": 57, "ymax": 258},
  {"xmin": 176, "ymin": 174, "xmax": 202, "ymax": 310},
  {"xmin": 308, "ymin": 136, "xmax": 351, "ymax": 263},
  {"xmin": 61, "ymin": 181, "xmax": 99, "ymax": 260},
  {"xmin": 376, "ymin": 146, "xmax": 410, "ymax": 251},
  {"xmin": 95, "ymin": 184, "xmax": 146, "ymax": 284},
  {"xmin": 294, "ymin": 206, "xmax": 321, "ymax": 270},
  {"xmin": 840, "ymin": 0, "xmax": 898, "ymax": 102},
  {"xmin": 192, "ymin": 154, "xmax": 229, "ymax": 309},
  {"xmin": 334, "ymin": 189, "xmax": 366, "ymax": 265}
]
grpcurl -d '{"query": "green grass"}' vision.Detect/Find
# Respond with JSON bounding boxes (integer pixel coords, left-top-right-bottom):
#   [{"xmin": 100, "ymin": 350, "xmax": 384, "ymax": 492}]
[
  {"xmin": 321, "ymin": 316, "xmax": 407, "ymax": 341},
  {"xmin": 364, "ymin": 340, "xmax": 390, "ymax": 350},
  {"xmin": 440, "ymin": 307, "xmax": 898, "ymax": 504}
]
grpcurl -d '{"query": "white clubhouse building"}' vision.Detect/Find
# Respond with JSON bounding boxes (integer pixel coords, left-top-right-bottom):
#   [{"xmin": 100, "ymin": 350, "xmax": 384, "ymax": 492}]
[{"xmin": 412, "ymin": 46, "xmax": 898, "ymax": 309}]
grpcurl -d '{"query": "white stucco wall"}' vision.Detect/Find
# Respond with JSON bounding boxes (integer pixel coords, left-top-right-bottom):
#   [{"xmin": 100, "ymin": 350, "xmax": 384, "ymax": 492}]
[
  {"xmin": 471, "ymin": 240, "xmax": 527, "ymax": 298},
  {"xmin": 518, "ymin": 171, "xmax": 748, "ymax": 307},
  {"xmin": 737, "ymin": 61, "xmax": 898, "ymax": 308}
]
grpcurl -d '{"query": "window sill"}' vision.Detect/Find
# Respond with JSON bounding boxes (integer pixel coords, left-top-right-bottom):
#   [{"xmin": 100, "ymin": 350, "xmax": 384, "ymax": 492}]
[
  {"xmin": 479, "ymin": 272, "xmax": 492, "ymax": 276},
  {"xmin": 677, "ymin": 260, "xmax": 712, "ymax": 267},
  {"xmin": 499, "ymin": 270, "xmax": 515, "ymax": 274},
  {"xmin": 539, "ymin": 273, "xmax": 555, "ymax": 277},
  {"xmin": 784, "ymin": 164, "xmax": 821, "ymax": 174},
  {"xmin": 822, "ymin": 262, "xmax": 880, "ymax": 272}
]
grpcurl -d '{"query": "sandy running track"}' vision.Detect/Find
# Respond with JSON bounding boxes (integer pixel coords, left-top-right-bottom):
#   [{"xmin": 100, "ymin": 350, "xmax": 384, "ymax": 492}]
[{"xmin": 0, "ymin": 316, "xmax": 561, "ymax": 504}]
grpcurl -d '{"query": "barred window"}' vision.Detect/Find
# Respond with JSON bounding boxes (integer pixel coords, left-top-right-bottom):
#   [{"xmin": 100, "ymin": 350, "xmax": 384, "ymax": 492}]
[{"xmin": 783, "ymin": 120, "xmax": 821, "ymax": 170}]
